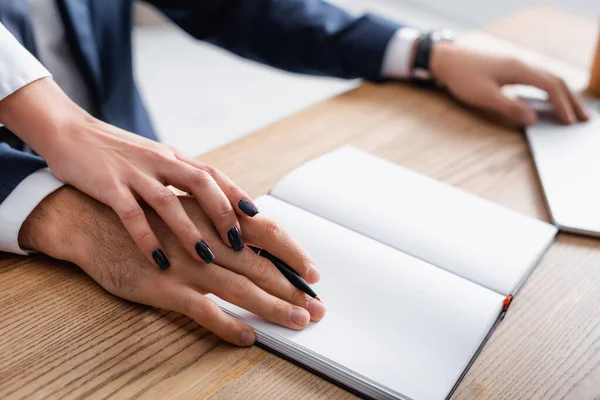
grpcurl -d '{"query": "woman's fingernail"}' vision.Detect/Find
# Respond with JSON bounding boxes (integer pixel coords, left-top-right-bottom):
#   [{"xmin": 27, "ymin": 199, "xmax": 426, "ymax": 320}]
[
  {"xmin": 307, "ymin": 299, "xmax": 327, "ymax": 318},
  {"xmin": 290, "ymin": 307, "xmax": 310, "ymax": 326},
  {"xmin": 239, "ymin": 199, "xmax": 260, "ymax": 217},
  {"xmin": 227, "ymin": 226, "xmax": 244, "ymax": 251},
  {"xmin": 152, "ymin": 249, "xmax": 170, "ymax": 270},
  {"xmin": 240, "ymin": 330, "xmax": 255, "ymax": 346},
  {"xmin": 195, "ymin": 240, "xmax": 215, "ymax": 264}
]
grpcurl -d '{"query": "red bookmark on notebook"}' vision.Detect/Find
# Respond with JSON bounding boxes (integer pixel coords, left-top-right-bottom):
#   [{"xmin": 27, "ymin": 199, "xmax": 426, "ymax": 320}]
[{"xmin": 503, "ymin": 295, "xmax": 513, "ymax": 312}]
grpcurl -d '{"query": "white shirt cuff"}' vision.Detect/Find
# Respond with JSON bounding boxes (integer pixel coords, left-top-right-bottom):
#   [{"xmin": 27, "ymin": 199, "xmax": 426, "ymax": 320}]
[
  {"xmin": 381, "ymin": 27, "xmax": 422, "ymax": 79},
  {"xmin": 0, "ymin": 168, "xmax": 64, "ymax": 255},
  {"xmin": 0, "ymin": 22, "xmax": 51, "ymax": 102}
]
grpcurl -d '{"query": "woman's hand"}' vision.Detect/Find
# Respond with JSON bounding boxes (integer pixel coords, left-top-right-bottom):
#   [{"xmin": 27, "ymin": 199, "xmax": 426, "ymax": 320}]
[
  {"xmin": 430, "ymin": 42, "xmax": 589, "ymax": 126},
  {"xmin": 19, "ymin": 187, "xmax": 325, "ymax": 346},
  {"xmin": 0, "ymin": 77, "xmax": 260, "ymax": 269}
]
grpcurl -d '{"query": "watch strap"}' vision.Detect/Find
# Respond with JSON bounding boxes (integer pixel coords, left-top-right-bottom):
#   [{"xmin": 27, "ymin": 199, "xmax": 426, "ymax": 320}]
[{"xmin": 413, "ymin": 32, "xmax": 434, "ymax": 73}]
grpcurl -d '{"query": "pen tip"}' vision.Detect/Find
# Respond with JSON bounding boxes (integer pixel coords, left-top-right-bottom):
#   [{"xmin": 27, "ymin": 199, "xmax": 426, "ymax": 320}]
[{"xmin": 315, "ymin": 296, "xmax": 322, "ymax": 302}]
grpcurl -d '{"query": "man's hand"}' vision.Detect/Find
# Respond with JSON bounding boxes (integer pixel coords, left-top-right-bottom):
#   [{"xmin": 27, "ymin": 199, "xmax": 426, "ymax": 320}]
[
  {"xmin": 19, "ymin": 187, "xmax": 326, "ymax": 346},
  {"xmin": 430, "ymin": 42, "xmax": 589, "ymax": 127}
]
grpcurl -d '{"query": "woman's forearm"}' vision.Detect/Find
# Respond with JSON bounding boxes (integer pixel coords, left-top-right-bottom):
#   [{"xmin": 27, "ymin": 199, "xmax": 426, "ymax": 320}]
[{"xmin": 0, "ymin": 77, "xmax": 90, "ymax": 162}]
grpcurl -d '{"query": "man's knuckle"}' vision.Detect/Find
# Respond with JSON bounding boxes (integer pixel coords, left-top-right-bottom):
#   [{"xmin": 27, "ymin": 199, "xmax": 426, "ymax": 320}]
[
  {"xmin": 291, "ymin": 289, "xmax": 310, "ymax": 308},
  {"xmin": 503, "ymin": 57, "xmax": 521, "ymax": 70},
  {"xmin": 251, "ymin": 258, "xmax": 278, "ymax": 286},
  {"xmin": 270, "ymin": 298, "xmax": 288, "ymax": 318},
  {"xmin": 141, "ymin": 146, "xmax": 166, "ymax": 162},
  {"xmin": 177, "ymin": 291, "xmax": 195, "ymax": 315},
  {"xmin": 230, "ymin": 277, "xmax": 253, "ymax": 297},
  {"xmin": 264, "ymin": 220, "xmax": 284, "ymax": 242},
  {"xmin": 200, "ymin": 301, "xmax": 221, "ymax": 322},
  {"xmin": 551, "ymin": 77, "xmax": 563, "ymax": 89},
  {"xmin": 509, "ymin": 103, "xmax": 524, "ymax": 115},
  {"xmin": 506, "ymin": 57, "xmax": 521, "ymax": 69},
  {"xmin": 550, "ymin": 74, "xmax": 564, "ymax": 85}
]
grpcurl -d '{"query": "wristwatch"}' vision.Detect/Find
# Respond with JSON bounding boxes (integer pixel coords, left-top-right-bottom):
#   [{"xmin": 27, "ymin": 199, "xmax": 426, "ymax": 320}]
[{"xmin": 411, "ymin": 30, "xmax": 455, "ymax": 82}]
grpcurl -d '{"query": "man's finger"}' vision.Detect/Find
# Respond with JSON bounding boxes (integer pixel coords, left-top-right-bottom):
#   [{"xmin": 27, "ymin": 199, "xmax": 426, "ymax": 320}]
[
  {"xmin": 172, "ymin": 287, "xmax": 255, "ymax": 346},
  {"xmin": 203, "ymin": 264, "xmax": 311, "ymax": 330},
  {"xmin": 240, "ymin": 215, "xmax": 320, "ymax": 284},
  {"xmin": 206, "ymin": 246, "xmax": 326, "ymax": 321},
  {"xmin": 559, "ymin": 79, "xmax": 590, "ymax": 122},
  {"xmin": 506, "ymin": 62, "xmax": 576, "ymax": 124},
  {"xmin": 460, "ymin": 79, "xmax": 536, "ymax": 127}
]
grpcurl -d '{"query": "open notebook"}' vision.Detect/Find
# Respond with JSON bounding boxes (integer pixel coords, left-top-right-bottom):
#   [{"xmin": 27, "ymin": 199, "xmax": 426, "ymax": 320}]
[{"xmin": 209, "ymin": 147, "xmax": 557, "ymax": 400}]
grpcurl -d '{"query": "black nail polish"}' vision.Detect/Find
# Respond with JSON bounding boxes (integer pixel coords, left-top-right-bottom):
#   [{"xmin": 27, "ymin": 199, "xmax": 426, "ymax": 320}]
[
  {"xmin": 195, "ymin": 240, "xmax": 216, "ymax": 264},
  {"xmin": 152, "ymin": 249, "xmax": 170, "ymax": 270},
  {"xmin": 238, "ymin": 199, "xmax": 259, "ymax": 217},
  {"xmin": 227, "ymin": 226, "xmax": 244, "ymax": 251}
]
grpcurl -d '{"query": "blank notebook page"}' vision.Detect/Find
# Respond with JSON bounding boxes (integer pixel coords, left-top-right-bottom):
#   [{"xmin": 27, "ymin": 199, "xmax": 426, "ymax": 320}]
[
  {"xmin": 211, "ymin": 196, "xmax": 504, "ymax": 400},
  {"xmin": 270, "ymin": 146, "xmax": 557, "ymax": 295}
]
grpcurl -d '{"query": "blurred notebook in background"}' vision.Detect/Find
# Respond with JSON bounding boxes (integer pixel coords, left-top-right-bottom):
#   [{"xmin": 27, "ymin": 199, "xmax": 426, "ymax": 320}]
[{"xmin": 210, "ymin": 146, "xmax": 557, "ymax": 400}]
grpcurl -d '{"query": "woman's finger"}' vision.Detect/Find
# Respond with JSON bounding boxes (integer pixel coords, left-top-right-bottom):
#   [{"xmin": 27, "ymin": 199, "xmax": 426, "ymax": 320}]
[
  {"xmin": 175, "ymin": 153, "xmax": 260, "ymax": 219},
  {"xmin": 164, "ymin": 161, "xmax": 244, "ymax": 251},
  {"xmin": 171, "ymin": 286, "xmax": 255, "ymax": 346},
  {"xmin": 109, "ymin": 188, "xmax": 171, "ymax": 270},
  {"xmin": 203, "ymin": 263, "xmax": 311, "ymax": 330},
  {"xmin": 131, "ymin": 174, "xmax": 216, "ymax": 264},
  {"xmin": 240, "ymin": 215, "xmax": 320, "ymax": 284}
]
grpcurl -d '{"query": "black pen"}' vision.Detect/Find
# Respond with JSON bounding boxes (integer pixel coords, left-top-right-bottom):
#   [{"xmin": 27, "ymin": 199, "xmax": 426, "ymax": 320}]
[{"xmin": 248, "ymin": 245, "xmax": 320, "ymax": 300}]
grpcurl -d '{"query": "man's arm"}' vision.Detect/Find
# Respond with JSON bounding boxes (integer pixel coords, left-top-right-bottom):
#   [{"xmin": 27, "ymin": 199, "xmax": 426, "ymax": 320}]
[
  {"xmin": 146, "ymin": 0, "xmax": 403, "ymax": 81},
  {"xmin": 0, "ymin": 22, "xmax": 66, "ymax": 255},
  {"xmin": 146, "ymin": 0, "xmax": 588, "ymax": 125},
  {"xmin": 0, "ymin": 146, "xmax": 63, "ymax": 254}
]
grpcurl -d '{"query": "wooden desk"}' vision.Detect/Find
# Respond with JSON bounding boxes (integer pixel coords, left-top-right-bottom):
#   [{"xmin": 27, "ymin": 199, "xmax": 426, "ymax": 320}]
[{"xmin": 1, "ymin": 7, "xmax": 598, "ymax": 400}]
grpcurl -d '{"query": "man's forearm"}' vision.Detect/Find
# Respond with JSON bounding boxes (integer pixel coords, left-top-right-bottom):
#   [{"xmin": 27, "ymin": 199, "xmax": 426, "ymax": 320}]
[
  {"xmin": 152, "ymin": 0, "xmax": 401, "ymax": 81},
  {"xmin": 18, "ymin": 186, "xmax": 104, "ymax": 264}
]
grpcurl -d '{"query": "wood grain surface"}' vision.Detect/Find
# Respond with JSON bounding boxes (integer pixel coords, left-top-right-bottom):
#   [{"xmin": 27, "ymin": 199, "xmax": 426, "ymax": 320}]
[{"xmin": 1, "ymin": 7, "xmax": 598, "ymax": 400}]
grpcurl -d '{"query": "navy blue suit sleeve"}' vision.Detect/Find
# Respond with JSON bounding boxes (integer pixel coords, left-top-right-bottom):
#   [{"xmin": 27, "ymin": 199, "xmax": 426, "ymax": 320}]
[
  {"xmin": 0, "ymin": 143, "xmax": 47, "ymax": 204},
  {"xmin": 145, "ymin": 0, "xmax": 402, "ymax": 81}
]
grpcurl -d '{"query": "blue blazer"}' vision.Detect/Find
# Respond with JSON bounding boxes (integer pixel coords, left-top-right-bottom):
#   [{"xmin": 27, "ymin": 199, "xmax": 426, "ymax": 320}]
[{"xmin": 0, "ymin": 0, "xmax": 401, "ymax": 204}]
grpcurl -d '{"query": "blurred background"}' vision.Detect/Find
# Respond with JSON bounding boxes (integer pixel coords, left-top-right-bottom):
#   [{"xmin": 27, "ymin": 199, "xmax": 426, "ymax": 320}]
[{"xmin": 132, "ymin": 0, "xmax": 596, "ymax": 155}]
